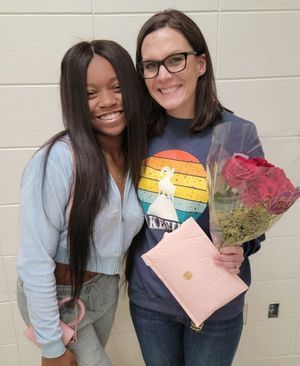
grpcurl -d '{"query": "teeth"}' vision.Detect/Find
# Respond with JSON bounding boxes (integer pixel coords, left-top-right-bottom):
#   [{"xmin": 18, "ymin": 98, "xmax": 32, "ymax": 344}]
[
  {"xmin": 99, "ymin": 112, "xmax": 120, "ymax": 120},
  {"xmin": 160, "ymin": 87, "xmax": 177, "ymax": 94}
]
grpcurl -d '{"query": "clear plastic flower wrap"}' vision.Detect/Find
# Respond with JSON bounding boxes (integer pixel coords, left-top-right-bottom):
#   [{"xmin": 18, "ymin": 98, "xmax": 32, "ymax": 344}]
[{"xmin": 206, "ymin": 122, "xmax": 300, "ymax": 248}]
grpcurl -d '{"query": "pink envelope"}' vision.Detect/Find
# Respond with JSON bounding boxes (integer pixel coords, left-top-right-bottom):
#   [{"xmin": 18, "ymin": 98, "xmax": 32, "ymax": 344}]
[{"xmin": 142, "ymin": 217, "xmax": 248, "ymax": 327}]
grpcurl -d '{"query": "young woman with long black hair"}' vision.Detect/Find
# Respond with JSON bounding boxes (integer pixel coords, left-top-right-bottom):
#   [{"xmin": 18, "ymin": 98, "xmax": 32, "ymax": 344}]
[{"xmin": 17, "ymin": 40, "xmax": 146, "ymax": 366}]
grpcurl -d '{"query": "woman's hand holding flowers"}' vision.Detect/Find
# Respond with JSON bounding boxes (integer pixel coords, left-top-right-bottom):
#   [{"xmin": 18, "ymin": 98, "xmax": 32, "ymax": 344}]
[{"xmin": 214, "ymin": 246, "xmax": 244, "ymax": 275}]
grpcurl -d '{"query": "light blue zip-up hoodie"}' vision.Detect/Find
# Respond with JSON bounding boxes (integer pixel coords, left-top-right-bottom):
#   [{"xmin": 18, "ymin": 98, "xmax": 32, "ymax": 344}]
[{"xmin": 17, "ymin": 138, "xmax": 144, "ymax": 358}]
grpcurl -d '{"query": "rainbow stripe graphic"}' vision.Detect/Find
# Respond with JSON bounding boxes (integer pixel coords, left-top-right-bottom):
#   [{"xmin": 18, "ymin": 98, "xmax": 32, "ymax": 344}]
[{"xmin": 138, "ymin": 149, "xmax": 208, "ymax": 223}]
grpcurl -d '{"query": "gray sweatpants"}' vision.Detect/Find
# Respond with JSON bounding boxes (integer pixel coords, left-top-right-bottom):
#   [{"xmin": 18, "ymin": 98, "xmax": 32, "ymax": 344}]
[{"xmin": 17, "ymin": 273, "xmax": 119, "ymax": 366}]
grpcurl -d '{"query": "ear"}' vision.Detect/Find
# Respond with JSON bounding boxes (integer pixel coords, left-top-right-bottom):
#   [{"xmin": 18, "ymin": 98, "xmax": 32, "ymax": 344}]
[{"xmin": 196, "ymin": 54, "xmax": 206, "ymax": 77}]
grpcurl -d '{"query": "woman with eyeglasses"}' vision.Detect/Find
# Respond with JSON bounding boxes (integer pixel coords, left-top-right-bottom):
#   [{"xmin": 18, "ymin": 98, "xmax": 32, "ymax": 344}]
[{"xmin": 125, "ymin": 9, "xmax": 265, "ymax": 366}]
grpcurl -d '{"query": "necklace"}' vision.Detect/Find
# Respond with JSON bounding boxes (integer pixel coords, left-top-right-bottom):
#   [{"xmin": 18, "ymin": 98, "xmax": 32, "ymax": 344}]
[
  {"xmin": 107, "ymin": 163, "xmax": 125, "ymax": 186},
  {"xmin": 116, "ymin": 172, "xmax": 124, "ymax": 185},
  {"xmin": 102, "ymin": 151, "xmax": 125, "ymax": 186}
]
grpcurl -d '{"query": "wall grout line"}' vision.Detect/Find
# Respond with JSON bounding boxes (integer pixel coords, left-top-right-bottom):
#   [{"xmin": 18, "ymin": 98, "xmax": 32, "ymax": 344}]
[
  {"xmin": 0, "ymin": 204, "xmax": 19, "ymax": 208},
  {"xmin": 1, "ymin": 10, "xmax": 300, "ymax": 16},
  {"xmin": 91, "ymin": 0, "xmax": 96, "ymax": 39},
  {"xmin": 1, "ymin": 76, "xmax": 300, "ymax": 87},
  {"xmin": 215, "ymin": 0, "xmax": 221, "ymax": 77},
  {"xmin": 0, "ymin": 147, "xmax": 38, "ymax": 151}
]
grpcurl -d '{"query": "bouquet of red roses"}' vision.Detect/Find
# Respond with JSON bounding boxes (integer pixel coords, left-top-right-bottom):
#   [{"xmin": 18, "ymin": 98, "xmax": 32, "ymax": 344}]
[{"xmin": 207, "ymin": 122, "xmax": 300, "ymax": 248}]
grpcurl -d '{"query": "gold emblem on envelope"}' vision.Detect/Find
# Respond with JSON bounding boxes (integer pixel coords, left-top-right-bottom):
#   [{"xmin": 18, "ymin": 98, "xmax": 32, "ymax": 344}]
[{"xmin": 183, "ymin": 271, "xmax": 193, "ymax": 280}]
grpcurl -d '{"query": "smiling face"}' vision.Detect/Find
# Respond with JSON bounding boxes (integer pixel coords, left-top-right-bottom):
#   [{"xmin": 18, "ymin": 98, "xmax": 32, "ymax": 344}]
[
  {"xmin": 141, "ymin": 27, "xmax": 206, "ymax": 119},
  {"xmin": 86, "ymin": 55, "xmax": 126, "ymax": 141}
]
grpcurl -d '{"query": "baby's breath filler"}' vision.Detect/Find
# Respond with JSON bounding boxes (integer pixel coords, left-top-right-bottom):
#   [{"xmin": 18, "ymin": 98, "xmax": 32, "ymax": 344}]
[{"xmin": 207, "ymin": 147, "xmax": 299, "ymax": 248}]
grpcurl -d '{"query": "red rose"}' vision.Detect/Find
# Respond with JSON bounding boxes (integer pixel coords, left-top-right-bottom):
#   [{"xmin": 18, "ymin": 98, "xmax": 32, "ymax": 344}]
[
  {"xmin": 252, "ymin": 157, "xmax": 274, "ymax": 168},
  {"xmin": 264, "ymin": 167, "xmax": 295, "ymax": 193},
  {"xmin": 240, "ymin": 176, "xmax": 280, "ymax": 207},
  {"xmin": 222, "ymin": 155, "xmax": 258, "ymax": 188}
]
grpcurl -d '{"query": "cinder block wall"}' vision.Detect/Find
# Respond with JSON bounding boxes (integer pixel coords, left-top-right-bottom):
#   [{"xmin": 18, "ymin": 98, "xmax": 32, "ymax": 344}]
[{"xmin": 0, "ymin": 1, "xmax": 299, "ymax": 365}]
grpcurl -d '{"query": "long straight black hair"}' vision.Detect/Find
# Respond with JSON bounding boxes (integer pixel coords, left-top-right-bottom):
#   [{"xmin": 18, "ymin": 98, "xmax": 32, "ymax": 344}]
[
  {"xmin": 136, "ymin": 9, "xmax": 224, "ymax": 138},
  {"xmin": 42, "ymin": 40, "xmax": 146, "ymax": 300}
]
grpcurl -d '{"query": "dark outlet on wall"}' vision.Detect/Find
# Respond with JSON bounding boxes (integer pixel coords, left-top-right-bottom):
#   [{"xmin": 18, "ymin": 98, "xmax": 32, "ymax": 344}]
[{"xmin": 268, "ymin": 303, "xmax": 279, "ymax": 318}]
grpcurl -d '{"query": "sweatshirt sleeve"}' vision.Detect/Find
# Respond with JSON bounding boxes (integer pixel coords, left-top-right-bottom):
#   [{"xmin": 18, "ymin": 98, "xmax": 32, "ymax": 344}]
[
  {"xmin": 244, "ymin": 122, "xmax": 264, "ymax": 158},
  {"xmin": 17, "ymin": 141, "xmax": 73, "ymax": 358},
  {"xmin": 242, "ymin": 234, "xmax": 266, "ymax": 257}
]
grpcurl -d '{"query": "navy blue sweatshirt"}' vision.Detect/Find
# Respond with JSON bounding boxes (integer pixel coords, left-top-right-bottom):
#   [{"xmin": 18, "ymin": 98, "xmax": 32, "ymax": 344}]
[{"xmin": 129, "ymin": 111, "xmax": 265, "ymax": 323}]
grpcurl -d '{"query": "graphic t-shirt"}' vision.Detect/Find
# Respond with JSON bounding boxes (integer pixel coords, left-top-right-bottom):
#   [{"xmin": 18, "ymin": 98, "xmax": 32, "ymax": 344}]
[
  {"xmin": 129, "ymin": 112, "xmax": 265, "ymax": 322},
  {"xmin": 139, "ymin": 149, "xmax": 208, "ymax": 230}
]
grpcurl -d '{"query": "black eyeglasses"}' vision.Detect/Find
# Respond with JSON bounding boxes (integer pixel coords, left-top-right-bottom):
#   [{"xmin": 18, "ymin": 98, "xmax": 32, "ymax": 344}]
[{"xmin": 137, "ymin": 51, "xmax": 199, "ymax": 79}]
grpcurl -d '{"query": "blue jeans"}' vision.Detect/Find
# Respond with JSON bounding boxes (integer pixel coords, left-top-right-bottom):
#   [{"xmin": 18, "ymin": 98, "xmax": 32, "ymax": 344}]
[{"xmin": 130, "ymin": 302, "xmax": 243, "ymax": 366}]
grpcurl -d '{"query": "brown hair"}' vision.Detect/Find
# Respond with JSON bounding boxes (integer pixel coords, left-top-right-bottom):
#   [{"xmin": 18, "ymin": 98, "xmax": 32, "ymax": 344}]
[{"xmin": 136, "ymin": 9, "xmax": 224, "ymax": 137}]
